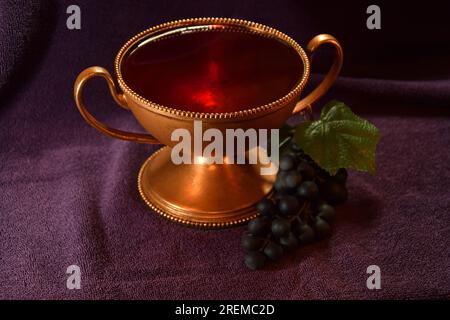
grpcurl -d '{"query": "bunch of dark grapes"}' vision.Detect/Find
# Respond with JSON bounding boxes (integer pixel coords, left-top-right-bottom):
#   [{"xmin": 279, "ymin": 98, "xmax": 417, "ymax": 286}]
[{"xmin": 242, "ymin": 142, "xmax": 348, "ymax": 270}]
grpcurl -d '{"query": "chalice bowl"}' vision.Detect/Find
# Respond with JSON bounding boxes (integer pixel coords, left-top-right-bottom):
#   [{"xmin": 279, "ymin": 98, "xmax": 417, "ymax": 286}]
[{"xmin": 74, "ymin": 18, "xmax": 343, "ymax": 228}]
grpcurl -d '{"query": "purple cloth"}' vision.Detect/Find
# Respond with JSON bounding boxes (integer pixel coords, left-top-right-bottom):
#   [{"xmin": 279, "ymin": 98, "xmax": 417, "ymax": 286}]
[
  {"xmin": 0, "ymin": 0, "xmax": 54, "ymax": 97},
  {"xmin": 0, "ymin": 0, "xmax": 449, "ymax": 299}
]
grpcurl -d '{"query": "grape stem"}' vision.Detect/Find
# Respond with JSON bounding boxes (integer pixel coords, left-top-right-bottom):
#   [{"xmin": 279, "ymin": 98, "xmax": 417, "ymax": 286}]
[
  {"xmin": 315, "ymin": 175, "xmax": 326, "ymax": 184},
  {"xmin": 289, "ymin": 201, "xmax": 310, "ymax": 224},
  {"xmin": 259, "ymin": 234, "xmax": 273, "ymax": 252}
]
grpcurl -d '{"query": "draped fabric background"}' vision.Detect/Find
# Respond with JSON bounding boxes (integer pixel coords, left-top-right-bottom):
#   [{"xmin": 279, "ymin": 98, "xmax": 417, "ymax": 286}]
[{"xmin": 0, "ymin": 0, "xmax": 449, "ymax": 299}]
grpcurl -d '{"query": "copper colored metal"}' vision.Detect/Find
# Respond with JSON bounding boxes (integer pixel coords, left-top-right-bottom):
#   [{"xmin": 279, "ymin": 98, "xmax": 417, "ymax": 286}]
[{"xmin": 73, "ymin": 18, "xmax": 343, "ymax": 228}]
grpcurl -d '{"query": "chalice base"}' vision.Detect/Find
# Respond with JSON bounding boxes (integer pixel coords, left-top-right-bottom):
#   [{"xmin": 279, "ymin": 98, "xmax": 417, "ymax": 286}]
[{"xmin": 138, "ymin": 147, "xmax": 276, "ymax": 228}]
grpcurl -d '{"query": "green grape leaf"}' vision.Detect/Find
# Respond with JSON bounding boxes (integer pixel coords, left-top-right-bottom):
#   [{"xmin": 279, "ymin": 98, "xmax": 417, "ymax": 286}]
[{"xmin": 293, "ymin": 100, "xmax": 380, "ymax": 175}]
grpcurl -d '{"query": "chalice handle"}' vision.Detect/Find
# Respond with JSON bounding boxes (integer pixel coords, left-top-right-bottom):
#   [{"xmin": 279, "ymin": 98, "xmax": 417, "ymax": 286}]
[
  {"xmin": 74, "ymin": 66, "xmax": 159, "ymax": 144},
  {"xmin": 292, "ymin": 34, "xmax": 343, "ymax": 114}
]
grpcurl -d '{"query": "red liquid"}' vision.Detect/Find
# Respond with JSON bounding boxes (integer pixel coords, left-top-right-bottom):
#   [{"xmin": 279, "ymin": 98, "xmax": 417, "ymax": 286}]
[{"xmin": 122, "ymin": 29, "xmax": 303, "ymax": 113}]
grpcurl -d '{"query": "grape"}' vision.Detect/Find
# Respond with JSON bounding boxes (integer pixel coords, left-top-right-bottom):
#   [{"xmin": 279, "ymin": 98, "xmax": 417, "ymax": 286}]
[
  {"xmin": 283, "ymin": 151, "xmax": 298, "ymax": 161},
  {"xmin": 263, "ymin": 241, "xmax": 284, "ymax": 260},
  {"xmin": 334, "ymin": 168, "xmax": 348, "ymax": 185},
  {"xmin": 279, "ymin": 232, "xmax": 299, "ymax": 249},
  {"xmin": 244, "ymin": 251, "xmax": 266, "ymax": 270},
  {"xmin": 297, "ymin": 161, "xmax": 315, "ymax": 181},
  {"xmin": 295, "ymin": 223, "xmax": 315, "ymax": 244},
  {"xmin": 290, "ymin": 141, "xmax": 302, "ymax": 153},
  {"xmin": 248, "ymin": 217, "xmax": 270, "ymax": 236},
  {"xmin": 320, "ymin": 180, "xmax": 348, "ymax": 205},
  {"xmin": 314, "ymin": 217, "xmax": 331, "ymax": 239},
  {"xmin": 291, "ymin": 217, "xmax": 303, "ymax": 231},
  {"xmin": 277, "ymin": 195, "xmax": 300, "ymax": 216},
  {"xmin": 279, "ymin": 154, "xmax": 295, "ymax": 171},
  {"xmin": 241, "ymin": 234, "xmax": 265, "ymax": 252},
  {"xmin": 315, "ymin": 167, "xmax": 332, "ymax": 180},
  {"xmin": 271, "ymin": 218, "xmax": 291, "ymax": 237},
  {"xmin": 256, "ymin": 198, "xmax": 276, "ymax": 217},
  {"xmin": 243, "ymin": 144, "xmax": 346, "ymax": 270},
  {"xmin": 283, "ymin": 171, "xmax": 302, "ymax": 189},
  {"xmin": 297, "ymin": 181, "xmax": 319, "ymax": 200},
  {"xmin": 317, "ymin": 203, "xmax": 335, "ymax": 222},
  {"xmin": 310, "ymin": 198, "xmax": 326, "ymax": 211},
  {"xmin": 274, "ymin": 173, "xmax": 287, "ymax": 193}
]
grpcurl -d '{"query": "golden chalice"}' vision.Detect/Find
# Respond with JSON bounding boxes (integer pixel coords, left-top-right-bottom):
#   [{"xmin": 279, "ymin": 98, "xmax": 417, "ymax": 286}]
[{"xmin": 74, "ymin": 18, "xmax": 343, "ymax": 228}]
